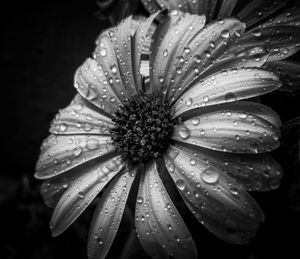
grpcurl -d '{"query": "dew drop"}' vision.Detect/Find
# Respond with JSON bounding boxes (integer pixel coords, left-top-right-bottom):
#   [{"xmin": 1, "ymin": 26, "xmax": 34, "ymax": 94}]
[
  {"xmin": 201, "ymin": 169, "xmax": 219, "ymax": 184},
  {"xmin": 168, "ymin": 163, "xmax": 175, "ymax": 173},
  {"xmin": 73, "ymin": 146, "xmax": 83, "ymax": 157},
  {"xmin": 178, "ymin": 126, "xmax": 191, "ymax": 139},
  {"xmin": 176, "ymin": 179, "xmax": 186, "ymax": 191},
  {"xmin": 163, "ymin": 49, "xmax": 168, "ymax": 57},
  {"xmin": 110, "ymin": 65, "xmax": 118, "ymax": 74},
  {"xmin": 190, "ymin": 158, "xmax": 196, "ymax": 166},
  {"xmin": 225, "ymin": 92, "xmax": 237, "ymax": 102},
  {"xmin": 191, "ymin": 118, "xmax": 199, "ymax": 125},
  {"xmin": 86, "ymin": 138, "xmax": 100, "ymax": 150},
  {"xmin": 99, "ymin": 48, "xmax": 107, "ymax": 57},
  {"xmin": 221, "ymin": 30, "xmax": 230, "ymax": 39},
  {"xmin": 185, "ymin": 97, "xmax": 193, "ymax": 106},
  {"xmin": 137, "ymin": 196, "xmax": 144, "ymax": 204}
]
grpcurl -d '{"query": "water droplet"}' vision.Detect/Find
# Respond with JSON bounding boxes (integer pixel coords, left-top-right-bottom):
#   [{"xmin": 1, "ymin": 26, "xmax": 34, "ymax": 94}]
[
  {"xmin": 221, "ymin": 30, "xmax": 230, "ymax": 39},
  {"xmin": 137, "ymin": 196, "xmax": 144, "ymax": 204},
  {"xmin": 176, "ymin": 179, "xmax": 186, "ymax": 191},
  {"xmin": 163, "ymin": 49, "xmax": 168, "ymax": 57},
  {"xmin": 229, "ymin": 186, "xmax": 239, "ymax": 195},
  {"xmin": 86, "ymin": 138, "xmax": 99, "ymax": 150},
  {"xmin": 110, "ymin": 65, "xmax": 118, "ymax": 74},
  {"xmin": 168, "ymin": 163, "xmax": 175, "ymax": 173},
  {"xmin": 190, "ymin": 158, "xmax": 196, "ymax": 166},
  {"xmin": 201, "ymin": 169, "xmax": 219, "ymax": 184},
  {"xmin": 203, "ymin": 95, "xmax": 209, "ymax": 103},
  {"xmin": 225, "ymin": 92, "xmax": 237, "ymax": 102},
  {"xmin": 73, "ymin": 146, "xmax": 83, "ymax": 157},
  {"xmin": 178, "ymin": 126, "xmax": 191, "ymax": 139},
  {"xmin": 100, "ymin": 48, "xmax": 107, "ymax": 57},
  {"xmin": 193, "ymin": 54, "xmax": 201, "ymax": 63},
  {"xmin": 192, "ymin": 118, "xmax": 199, "ymax": 125},
  {"xmin": 185, "ymin": 97, "xmax": 193, "ymax": 106},
  {"xmin": 78, "ymin": 192, "xmax": 84, "ymax": 198},
  {"xmin": 60, "ymin": 123, "xmax": 67, "ymax": 132}
]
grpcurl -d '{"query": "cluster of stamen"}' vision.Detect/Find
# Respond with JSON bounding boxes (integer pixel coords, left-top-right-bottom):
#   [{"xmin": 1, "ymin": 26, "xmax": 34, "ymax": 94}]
[{"xmin": 111, "ymin": 94, "xmax": 175, "ymax": 163}]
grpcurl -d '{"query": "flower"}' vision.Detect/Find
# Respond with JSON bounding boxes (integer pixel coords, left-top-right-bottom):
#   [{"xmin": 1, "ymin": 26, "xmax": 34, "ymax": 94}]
[
  {"xmin": 36, "ymin": 10, "xmax": 285, "ymax": 259},
  {"xmin": 142, "ymin": 0, "xmax": 300, "ymax": 92}
]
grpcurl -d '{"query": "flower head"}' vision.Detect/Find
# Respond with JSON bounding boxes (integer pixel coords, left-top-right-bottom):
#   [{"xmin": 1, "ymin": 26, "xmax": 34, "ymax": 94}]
[{"xmin": 36, "ymin": 10, "xmax": 285, "ymax": 259}]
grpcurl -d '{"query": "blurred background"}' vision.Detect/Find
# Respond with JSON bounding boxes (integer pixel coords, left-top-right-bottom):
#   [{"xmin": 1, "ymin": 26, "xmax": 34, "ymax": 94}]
[{"xmin": 2, "ymin": 0, "xmax": 300, "ymax": 258}]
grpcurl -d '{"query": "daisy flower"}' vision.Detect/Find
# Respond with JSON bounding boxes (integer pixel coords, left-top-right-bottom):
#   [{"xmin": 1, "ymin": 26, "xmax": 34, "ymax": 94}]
[{"xmin": 36, "ymin": 10, "xmax": 284, "ymax": 259}]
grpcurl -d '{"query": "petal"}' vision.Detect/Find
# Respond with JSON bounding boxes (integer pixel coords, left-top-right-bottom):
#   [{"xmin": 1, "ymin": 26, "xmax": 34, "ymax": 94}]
[
  {"xmin": 264, "ymin": 60, "xmax": 300, "ymax": 94},
  {"xmin": 172, "ymin": 105, "xmax": 280, "ymax": 153},
  {"xmin": 93, "ymin": 30, "xmax": 130, "ymax": 103},
  {"xmin": 74, "ymin": 58, "xmax": 123, "ymax": 114},
  {"xmin": 163, "ymin": 144, "xmax": 264, "ymax": 244},
  {"xmin": 196, "ymin": 0, "xmax": 218, "ymax": 22},
  {"xmin": 50, "ymin": 94, "xmax": 114, "ymax": 135},
  {"xmin": 50, "ymin": 155, "xmax": 124, "ymax": 237},
  {"xmin": 135, "ymin": 161, "xmax": 197, "ymax": 259},
  {"xmin": 110, "ymin": 16, "xmax": 138, "ymax": 96},
  {"xmin": 237, "ymin": 0, "xmax": 288, "ymax": 28},
  {"xmin": 152, "ymin": 15, "xmax": 245, "ymax": 103},
  {"xmin": 173, "ymin": 67, "xmax": 281, "ymax": 116},
  {"xmin": 218, "ymin": 0, "xmax": 238, "ymax": 18},
  {"xmin": 150, "ymin": 11, "xmax": 206, "ymax": 95},
  {"xmin": 176, "ymin": 101, "xmax": 281, "ymax": 129},
  {"xmin": 35, "ymin": 135, "xmax": 114, "ymax": 179},
  {"xmin": 133, "ymin": 11, "xmax": 164, "ymax": 92},
  {"xmin": 168, "ymin": 142, "xmax": 282, "ymax": 192},
  {"xmin": 263, "ymin": 6, "xmax": 300, "ymax": 28},
  {"xmin": 231, "ymin": 25, "xmax": 300, "ymax": 62},
  {"xmin": 87, "ymin": 166, "xmax": 137, "ymax": 259}
]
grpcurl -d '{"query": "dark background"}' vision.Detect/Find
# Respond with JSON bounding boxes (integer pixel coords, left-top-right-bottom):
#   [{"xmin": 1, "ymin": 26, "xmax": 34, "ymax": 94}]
[{"xmin": 2, "ymin": 0, "xmax": 300, "ymax": 258}]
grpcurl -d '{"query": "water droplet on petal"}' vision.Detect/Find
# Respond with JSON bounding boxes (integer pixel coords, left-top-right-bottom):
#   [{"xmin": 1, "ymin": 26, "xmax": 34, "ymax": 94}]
[
  {"xmin": 178, "ymin": 126, "xmax": 191, "ymax": 139},
  {"xmin": 163, "ymin": 49, "xmax": 168, "ymax": 57},
  {"xmin": 225, "ymin": 92, "xmax": 237, "ymax": 102},
  {"xmin": 167, "ymin": 163, "xmax": 175, "ymax": 173},
  {"xmin": 73, "ymin": 146, "xmax": 83, "ymax": 157},
  {"xmin": 137, "ymin": 196, "xmax": 144, "ymax": 204},
  {"xmin": 86, "ymin": 138, "xmax": 99, "ymax": 150},
  {"xmin": 100, "ymin": 48, "xmax": 107, "ymax": 57},
  {"xmin": 176, "ymin": 179, "xmax": 186, "ymax": 191},
  {"xmin": 201, "ymin": 169, "xmax": 219, "ymax": 184}
]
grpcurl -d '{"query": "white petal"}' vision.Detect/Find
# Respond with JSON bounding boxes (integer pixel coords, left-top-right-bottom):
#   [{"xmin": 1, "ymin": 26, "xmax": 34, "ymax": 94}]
[
  {"xmin": 87, "ymin": 166, "xmax": 137, "ymax": 259},
  {"xmin": 135, "ymin": 161, "xmax": 197, "ymax": 259},
  {"xmin": 218, "ymin": 0, "xmax": 238, "ymax": 17},
  {"xmin": 172, "ymin": 107, "xmax": 280, "ymax": 153},
  {"xmin": 237, "ymin": 0, "xmax": 288, "ymax": 27},
  {"xmin": 110, "ymin": 16, "xmax": 138, "ymax": 96},
  {"xmin": 141, "ymin": 0, "xmax": 160, "ymax": 14},
  {"xmin": 50, "ymin": 95, "xmax": 114, "ymax": 135},
  {"xmin": 173, "ymin": 67, "xmax": 281, "ymax": 117},
  {"xmin": 50, "ymin": 155, "xmax": 124, "ymax": 237},
  {"xmin": 74, "ymin": 58, "xmax": 123, "ymax": 114},
  {"xmin": 163, "ymin": 145, "xmax": 264, "ymax": 244},
  {"xmin": 35, "ymin": 135, "xmax": 114, "ymax": 179}
]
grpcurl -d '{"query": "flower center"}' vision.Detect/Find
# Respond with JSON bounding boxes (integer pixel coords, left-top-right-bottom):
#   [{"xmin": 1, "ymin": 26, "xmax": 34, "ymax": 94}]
[{"xmin": 111, "ymin": 93, "xmax": 175, "ymax": 163}]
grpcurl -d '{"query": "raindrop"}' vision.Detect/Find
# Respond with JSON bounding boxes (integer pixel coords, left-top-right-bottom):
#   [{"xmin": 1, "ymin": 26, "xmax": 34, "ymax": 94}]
[
  {"xmin": 86, "ymin": 138, "xmax": 99, "ymax": 150},
  {"xmin": 110, "ymin": 65, "xmax": 118, "ymax": 74},
  {"xmin": 229, "ymin": 186, "xmax": 239, "ymax": 195},
  {"xmin": 73, "ymin": 146, "xmax": 83, "ymax": 157},
  {"xmin": 163, "ymin": 49, "xmax": 168, "ymax": 57},
  {"xmin": 221, "ymin": 30, "xmax": 230, "ymax": 39},
  {"xmin": 190, "ymin": 158, "xmax": 196, "ymax": 166},
  {"xmin": 225, "ymin": 92, "xmax": 237, "ymax": 102},
  {"xmin": 168, "ymin": 163, "xmax": 175, "ymax": 173},
  {"xmin": 203, "ymin": 95, "xmax": 209, "ymax": 103},
  {"xmin": 201, "ymin": 169, "xmax": 219, "ymax": 184},
  {"xmin": 185, "ymin": 97, "xmax": 193, "ymax": 106},
  {"xmin": 100, "ymin": 48, "xmax": 107, "ymax": 57},
  {"xmin": 176, "ymin": 179, "xmax": 186, "ymax": 191},
  {"xmin": 191, "ymin": 118, "xmax": 199, "ymax": 125},
  {"xmin": 137, "ymin": 196, "xmax": 144, "ymax": 204},
  {"xmin": 78, "ymin": 192, "xmax": 84, "ymax": 198},
  {"xmin": 178, "ymin": 126, "xmax": 191, "ymax": 139},
  {"xmin": 60, "ymin": 123, "xmax": 67, "ymax": 132}
]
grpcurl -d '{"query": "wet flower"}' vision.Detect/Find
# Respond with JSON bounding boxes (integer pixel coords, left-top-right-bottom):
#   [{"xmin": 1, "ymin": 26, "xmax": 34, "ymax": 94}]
[
  {"xmin": 142, "ymin": 0, "xmax": 300, "ymax": 93},
  {"xmin": 36, "ymin": 10, "xmax": 285, "ymax": 259}
]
